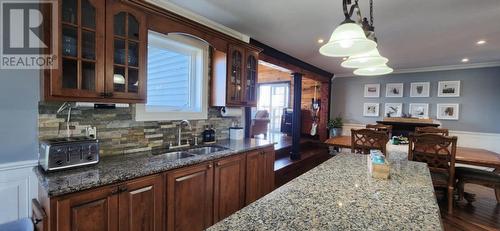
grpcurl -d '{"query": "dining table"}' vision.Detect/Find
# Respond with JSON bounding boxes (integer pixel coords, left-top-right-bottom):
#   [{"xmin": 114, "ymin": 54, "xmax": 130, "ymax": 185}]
[
  {"xmin": 325, "ymin": 135, "xmax": 500, "ymax": 171},
  {"xmin": 325, "ymin": 135, "xmax": 500, "ymax": 202}
]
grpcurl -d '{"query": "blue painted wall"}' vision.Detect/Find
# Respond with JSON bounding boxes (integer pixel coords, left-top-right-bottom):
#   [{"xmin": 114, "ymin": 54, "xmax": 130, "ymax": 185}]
[
  {"xmin": 330, "ymin": 66, "xmax": 500, "ymax": 133},
  {"xmin": 0, "ymin": 69, "xmax": 39, "ymax": 164}
]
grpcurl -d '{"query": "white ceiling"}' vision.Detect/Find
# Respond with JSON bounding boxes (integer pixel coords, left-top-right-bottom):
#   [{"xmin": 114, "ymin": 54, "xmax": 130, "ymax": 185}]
[{"xmin": 166, "ymin": 0, "xmax": 500, "ymax": 76}]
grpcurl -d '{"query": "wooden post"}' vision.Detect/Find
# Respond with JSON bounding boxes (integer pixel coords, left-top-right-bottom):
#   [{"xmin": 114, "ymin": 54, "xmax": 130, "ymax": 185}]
[
  {"xmin": 291, "ymin": 73, "xmax": 303, "ymax": 160},
  {"xmin": 244, "ymin": 107, "xmax": 252, "ymax": 138},
  {"xmin": 319, "ymin": 79, "xmax": 331, "ymax": 141}
]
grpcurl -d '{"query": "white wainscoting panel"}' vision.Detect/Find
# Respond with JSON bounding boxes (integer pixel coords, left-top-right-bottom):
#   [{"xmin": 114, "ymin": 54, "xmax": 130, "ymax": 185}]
[
  {"xmin": 0, "ymin": 160, "xmax": 38, "ymax": 224},
  {"xmin": 341, "ymin": 123, "xmax": 365, "ymax": 136},
  {"xmin": 342, "ymin": 123, "xmax": 500, "ymax": 153},
  {"xmin": 449, "ymin": 130, "xmax": 500, "ymax": 154}
]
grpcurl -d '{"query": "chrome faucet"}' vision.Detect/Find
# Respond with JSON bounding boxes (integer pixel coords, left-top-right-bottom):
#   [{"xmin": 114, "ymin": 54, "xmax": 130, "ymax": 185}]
[{"xmin": 171, "ymin": 120, "xmax": 192, "ymax": 148}]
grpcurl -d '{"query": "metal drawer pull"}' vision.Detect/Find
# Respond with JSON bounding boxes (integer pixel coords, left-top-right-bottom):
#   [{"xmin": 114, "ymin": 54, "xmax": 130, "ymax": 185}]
[{"xmin": 130, "ymin": 186, "xmax": 153, "ymax": 194}]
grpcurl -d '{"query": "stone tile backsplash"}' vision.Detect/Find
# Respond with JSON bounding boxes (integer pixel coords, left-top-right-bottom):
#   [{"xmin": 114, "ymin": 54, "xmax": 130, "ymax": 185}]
[{"xmin": 38, "ymin": 102, "xmax": 241, "ymax": 156}]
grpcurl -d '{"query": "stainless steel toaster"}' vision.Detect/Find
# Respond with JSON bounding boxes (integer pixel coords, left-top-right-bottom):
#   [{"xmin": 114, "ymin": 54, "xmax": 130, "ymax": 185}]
[{"xmin": 39, "ymin": 137, "xmax": 99, "ymax": 172}]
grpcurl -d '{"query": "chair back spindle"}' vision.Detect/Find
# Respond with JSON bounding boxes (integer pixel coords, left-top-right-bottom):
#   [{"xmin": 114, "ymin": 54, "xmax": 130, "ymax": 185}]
[
  {"xmin": 415, "ymin": 127, "xmax": 449, "ymax": 136},
  {"xmin": 351, "ymin": 129, "xmax": 389, "ymax": 155},
  {"xmin": 366, "ymin": 124, "xmax": 393, "ymax": 138}
]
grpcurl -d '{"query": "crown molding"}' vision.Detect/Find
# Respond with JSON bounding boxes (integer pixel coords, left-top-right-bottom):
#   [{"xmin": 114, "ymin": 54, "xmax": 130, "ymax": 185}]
[
  {"xmin": 333, "ymin": 61, "xmax": 500, "ymax": 78},
  {"xmin": 146, "ymin": 0, "xmax": 250, "ymax": 43}
]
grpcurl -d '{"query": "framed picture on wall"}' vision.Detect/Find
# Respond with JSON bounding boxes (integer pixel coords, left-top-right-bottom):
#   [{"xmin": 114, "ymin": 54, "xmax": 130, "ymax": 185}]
[
  {"xmin": 363, "ymin": 103, "xmax": 380, "ymax": 117},
  {"xmin": 386, "ymin": 83, "xmax": 404, "ymax": 97},
  {"xmin": 438, "ymin": 81, "xmax": 460, "ymax": 97},
  {"xmin": 409, "ymin": 103, "xmax": 429, "ymax": 119},
  {"xmin": 384, "ymin": 103, "xmax": 403, "ymax": 117},
  {"xmin": 364, "ymin": 84, "xmax": 380, "ymax": 98},
  {"xmin": 437, "ymin": 104, "xmax": 459, "ymax": 120},
  {"xmin": 410, "ymin": 82, "xmax": 430, "ymax": 97}
]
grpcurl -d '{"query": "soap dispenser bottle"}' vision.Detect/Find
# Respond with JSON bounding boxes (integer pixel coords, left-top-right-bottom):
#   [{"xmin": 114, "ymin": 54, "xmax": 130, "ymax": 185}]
[
  {"xmin": 202, "ymin": 125, "xmax": 211, "ymax": 143},
  {"xmin": 209, "ymin": 125, "xmax": 216, "ymax": 142}
]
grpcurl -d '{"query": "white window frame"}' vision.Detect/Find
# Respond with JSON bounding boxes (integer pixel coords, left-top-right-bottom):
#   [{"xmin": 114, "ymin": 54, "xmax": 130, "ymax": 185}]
[{"xmin": 136, "ymin": 31, "xmax": 209, "ymax": 121}]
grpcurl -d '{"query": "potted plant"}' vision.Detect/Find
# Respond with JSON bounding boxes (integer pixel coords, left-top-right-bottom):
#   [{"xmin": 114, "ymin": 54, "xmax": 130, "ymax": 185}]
[{"xmin": 328, "ymin": 116, "xmax": 344, "ymax": 137}]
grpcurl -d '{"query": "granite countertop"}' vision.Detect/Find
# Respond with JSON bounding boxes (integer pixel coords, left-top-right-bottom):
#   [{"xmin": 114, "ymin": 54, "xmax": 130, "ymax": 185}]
[
  {"xmin": 34, "ymin": 138, "xmax": 273, "ymax": 197},
  {"xmin": 208, "ymin": 151, "xmax": 443, "ymax": 231}
]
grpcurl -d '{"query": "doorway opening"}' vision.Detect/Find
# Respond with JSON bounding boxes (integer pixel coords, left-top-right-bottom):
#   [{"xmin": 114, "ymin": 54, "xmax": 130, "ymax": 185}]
[{"xmin": 257, "ymin": 82, "xmax": 290, "ymax": 134}]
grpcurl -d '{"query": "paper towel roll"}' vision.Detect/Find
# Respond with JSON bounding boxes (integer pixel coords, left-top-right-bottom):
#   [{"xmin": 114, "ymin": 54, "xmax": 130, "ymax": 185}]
[{"xmin": 220, "ymin": 107, "xmax": 242, "ymax": 117}]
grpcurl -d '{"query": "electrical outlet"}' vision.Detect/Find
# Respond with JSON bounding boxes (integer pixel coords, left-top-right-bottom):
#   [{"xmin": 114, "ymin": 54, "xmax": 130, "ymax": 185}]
[{"xmin": 86, "ymin": 126, "xmax": 97, "ymax": 139}]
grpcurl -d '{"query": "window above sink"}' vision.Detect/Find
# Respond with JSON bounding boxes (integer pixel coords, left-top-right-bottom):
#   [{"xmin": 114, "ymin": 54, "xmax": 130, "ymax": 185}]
[{"xmin": 136, "ymin": 31, "xmax": 209, "ymax": 121}]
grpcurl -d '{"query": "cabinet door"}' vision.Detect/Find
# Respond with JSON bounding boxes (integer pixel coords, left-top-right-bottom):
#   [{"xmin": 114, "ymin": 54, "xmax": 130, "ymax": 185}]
[
  {"xmin": 49, "ymin": 0, "xmax": 105, "ymax": 99},
  {"xmin": 213, "ymin": 155, "xmax": 246, "ymax": 222},
  {"xmin": 105, "ymin": 0, "xmax": 147, "ymax": 102},
  {"xmin": 244, "ymin": 50, "xmax": 259, "ymax": 106},
  {"xmin": 55, "ymin": 186, "xmax": 118, "ymax": 231},
  {"xmin": 226, "ymin": 44, "xmax": 245, "ymax": 106},
  {"xmin": 118, "ymin": 175, "xmax": 164, "ymax": 231},
  {"xmin": 263, "ymin": 147, "xmax": 275, "ymax": 195},
  {"xmin": 245, "ymin": 150, "xmax": 265, "ymax": 205},
  {"xmin": 167, "ymin": 163, "xmax": 214, "ymax": 231}
]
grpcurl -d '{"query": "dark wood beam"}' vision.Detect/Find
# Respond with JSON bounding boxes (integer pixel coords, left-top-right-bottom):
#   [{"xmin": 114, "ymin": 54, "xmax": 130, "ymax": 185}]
[
  {"xmin": 250, "ymin": 39, "xmax": 334, "ymax": 80},
  {"xmin": 291, "ymin": 73, "xmax": 303, "ymax": 160}
]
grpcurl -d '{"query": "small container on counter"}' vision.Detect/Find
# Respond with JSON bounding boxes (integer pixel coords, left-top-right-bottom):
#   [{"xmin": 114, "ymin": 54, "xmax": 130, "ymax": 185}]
[
  {"xmin": 368, "ymin": 150, "xmax": 390, "ymax": 179},
  {"xmin": 229, "ymin": 127, "xmax": 244, "ymax": 140}
]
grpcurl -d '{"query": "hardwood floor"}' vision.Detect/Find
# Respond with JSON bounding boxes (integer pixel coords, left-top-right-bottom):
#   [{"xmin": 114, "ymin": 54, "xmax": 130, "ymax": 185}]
[
  {"xmin": 441, "ymin": 185, "xmax": 500, "ymax": 231},
  {"xmin": 274, "ymin": 142, "xmax": 332, "ymax": 188}
]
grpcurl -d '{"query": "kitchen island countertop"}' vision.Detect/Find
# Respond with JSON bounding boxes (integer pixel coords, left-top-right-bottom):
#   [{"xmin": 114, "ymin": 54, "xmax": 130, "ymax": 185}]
[{"xmin": 208, "ymin": 152, "xmax": 443, "ymax": 231}]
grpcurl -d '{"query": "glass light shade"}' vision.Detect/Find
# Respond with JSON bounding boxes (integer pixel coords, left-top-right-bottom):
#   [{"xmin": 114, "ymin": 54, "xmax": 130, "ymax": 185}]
[
  {"xmin": 354, "ymin": 64, "xmax": 394, "ymax": 76},
  {"xmin": 341, "ymin": 48, "xmax": 388, "ymax": 68},
  {"xmin": 113, "ymin": 74, "xmax": 125, "ymax": 84},
  {"xmin": 319, "ymin": 23, "xmax": 377, "ymax": 57}
]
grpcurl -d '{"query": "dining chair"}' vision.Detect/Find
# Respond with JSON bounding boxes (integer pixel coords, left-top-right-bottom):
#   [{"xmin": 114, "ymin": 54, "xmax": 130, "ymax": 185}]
[
  {"xmin": 408, "ymin": 133, "xmax": 458, "ymax": 214},
  {"xmin": 455, "ymin": 167, "xmax": 500, "ymax": 204},
  {"xmin": 351, "ymin": 129, "xmax": 389, "ymax": 155},
  {"xmin": 415, "ymin": 127, "xmax": 449, "ymax": 136},
  {"xmin": 366, "ymin": 124, "xmax": 393, "ymax": 138}
]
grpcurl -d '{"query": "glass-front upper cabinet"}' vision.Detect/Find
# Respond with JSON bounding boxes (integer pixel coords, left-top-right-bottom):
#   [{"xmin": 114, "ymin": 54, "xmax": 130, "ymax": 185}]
[
  {"xmin": 106, "ymin": 1, "xmax": 146, "ymax": 102},
  {"xmin": 50, "ymin": 0, "xmax": 105, "ymax": 99},
  {"xmin": 245, "ymin": 51, "xmax": 258, "ymax": 106},
  {"xmin": 227, "ymin": 45, "xmax": 244, "ymax": 105}
]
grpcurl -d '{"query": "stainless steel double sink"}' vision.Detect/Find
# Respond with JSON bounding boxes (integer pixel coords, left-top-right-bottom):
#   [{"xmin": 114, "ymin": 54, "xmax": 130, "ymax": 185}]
[{"xmin": 159, "ymin": 145, "xmax": 230, "ymax": 161}]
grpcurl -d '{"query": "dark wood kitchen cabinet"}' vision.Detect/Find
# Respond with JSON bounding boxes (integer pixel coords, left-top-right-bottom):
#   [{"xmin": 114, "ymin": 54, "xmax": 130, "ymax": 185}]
[
  {"xmin": 245, "ymin": 147, "xmax": 275, "ymax": 205},
  {"xmin": 212, "ymin": 44, "xmax": 261, "ymax": 107},
  {"xmin": 54, "ymin": 185, "xmax": 119, "ymax": 231},
  {"xmin": 34, "ymin": 147, "xmax": 276, "ymax": 231},
  {"xmin": 38, "ymin": 174, "xmax": 163, "ymax": 231},
  {"xmin": 118, "ymin": 175, "xmax": 164, "ymax": 231},
  {"xmin": 226, "ymin": 44, "xmax": 260, "ymax": 107},
  {"xmin": 213, "ymin": 154, "xmax": 246, "ymax": 222},
  {"xmin": 166, "ymin": 163, "xmax": 214, "ymax": 231},
  {"xmin": 44, "ymin": 0, "xmax": 106, "ymax": 100},
  {"xmin": 43, "ymin": 0, "xmax": 146, "ymax": 103},
  {"xmin": 226, "ymin": 44, "xmax": 245, "ymax": 106},
  {"xmin": 244, "ymin": 50, "xmax": 259, "ymax": 106},
  {"xmin": 105, "ymin": 0, "xmax": 147, "ymax": 101}
]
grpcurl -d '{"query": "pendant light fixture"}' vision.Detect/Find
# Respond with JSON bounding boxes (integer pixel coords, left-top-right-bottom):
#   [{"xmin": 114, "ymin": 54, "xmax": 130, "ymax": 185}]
[
  {"xmin": 319, "ymin": 0, "xmax": 376, "ymax": 57},
  {"xmin": 320, "ymin": 0, "xmax": 393, "ymax": 76},
  {"xmin": 353, "ymin": 64, "xmax": 393, "ymax": 76},
  {"xmin": 341, "ymin": 48, "xmax": 388, "ymax": 68}
]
